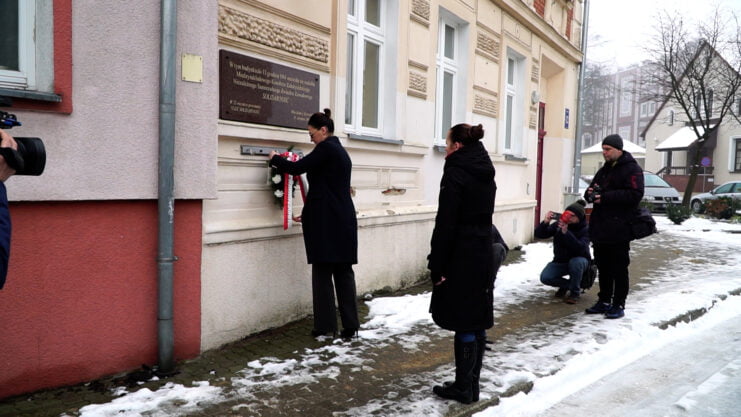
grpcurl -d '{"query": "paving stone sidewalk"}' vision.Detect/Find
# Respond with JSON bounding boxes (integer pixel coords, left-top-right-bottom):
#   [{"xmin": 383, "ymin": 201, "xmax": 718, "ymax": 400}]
[{"xmin": 0, "ymin": 222, "xmax": 732, "ymax": 417}]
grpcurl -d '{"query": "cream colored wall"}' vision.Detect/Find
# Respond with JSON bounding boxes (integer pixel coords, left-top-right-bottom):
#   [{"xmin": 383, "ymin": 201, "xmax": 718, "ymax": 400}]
[
  {"xmin": 202, "ymin": 0, "xmax": 583, "ymax": 350},
  {"xmin": 8, "ymin": 2, "xmax": 218, "ymax": 201}
]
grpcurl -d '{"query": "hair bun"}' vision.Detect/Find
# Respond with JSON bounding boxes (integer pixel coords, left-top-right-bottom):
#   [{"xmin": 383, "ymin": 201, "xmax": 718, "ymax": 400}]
[
  {"xmin": 323, "ymin": 108, "xmax": 332, "ymax": 118},
  {"xmin": 470, "ymin": 124, "xmax": 484, "ymax": 141}
]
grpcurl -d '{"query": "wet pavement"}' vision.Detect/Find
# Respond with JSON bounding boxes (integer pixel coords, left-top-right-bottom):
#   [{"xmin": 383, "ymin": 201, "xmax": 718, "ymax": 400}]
[{"xmin": 1, "ymin": 216, "xmax": 739, "ymax": 417}]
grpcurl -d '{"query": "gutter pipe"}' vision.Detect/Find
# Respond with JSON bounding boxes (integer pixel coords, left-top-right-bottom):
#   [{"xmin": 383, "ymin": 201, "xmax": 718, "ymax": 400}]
[
  {"xmin": 157, "ymin": 0, "xmax": 177, "ymax": 375},
  {"xmin": 572, "ymin": 0, "xmax": 590, "ymax": 194}
]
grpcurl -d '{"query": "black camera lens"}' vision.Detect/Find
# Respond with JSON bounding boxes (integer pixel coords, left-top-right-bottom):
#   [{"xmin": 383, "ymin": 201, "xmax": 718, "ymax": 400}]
[{"xmin": 15, "ymin": 137, "xmax": 46, "ymax": 176}]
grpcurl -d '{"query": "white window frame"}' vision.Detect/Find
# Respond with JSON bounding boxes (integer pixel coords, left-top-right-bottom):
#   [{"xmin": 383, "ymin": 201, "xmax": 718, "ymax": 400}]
[
  {"xmin": 502, "ymin": 49, "xmax": 525, "ymax": 156},
  {"xmin": 0, "ymin": 1, "xmax": 36, "ymax": 90},
  {"xmin": 729, "ymin": 136, "xmax": 741, "ymax": 172},
  {"xmin": 619, "ymin": 77, "xmax": 633, "ymax": 117},
  {"xmin": 346, "ymin": 0, "xmax": 393, "ymax": 138},
  {"xmin": 618, "ymin": 126, "xmax": 631, "ymax": 142},
  {"xmin": 434, "ymin": 9, "xmax": 467, "ymax": 145}
]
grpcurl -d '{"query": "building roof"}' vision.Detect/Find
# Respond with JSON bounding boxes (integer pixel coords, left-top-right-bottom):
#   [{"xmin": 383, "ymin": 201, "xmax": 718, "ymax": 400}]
[
  {"xmin": 655, "ymin": 125, "xmax": 715, "ymax": 151},
  {"xmin": 581, "ymin": 140, "xmax": 646, "ymax": 154}
]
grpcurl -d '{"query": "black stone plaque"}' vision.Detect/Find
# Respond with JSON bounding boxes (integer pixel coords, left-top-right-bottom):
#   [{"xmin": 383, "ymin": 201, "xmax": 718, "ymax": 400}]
[{"xmin": 219, "ymin": 50, "xmax": 320, "ymax": 129}]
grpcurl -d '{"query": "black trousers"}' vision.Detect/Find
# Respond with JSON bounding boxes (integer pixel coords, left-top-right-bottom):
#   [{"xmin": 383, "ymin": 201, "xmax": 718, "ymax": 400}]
[
  {"xmin": 311, "ymin": 263, "xmax": 359, "ymax": 332},
  {"xmin": 593, "ymin": 241, "xmax": 631, "ymax": 308}
]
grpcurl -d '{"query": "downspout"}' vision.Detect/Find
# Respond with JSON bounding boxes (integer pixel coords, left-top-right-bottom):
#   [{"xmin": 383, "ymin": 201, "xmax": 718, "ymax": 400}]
[
  {"xmin": 157, "ymin": 0, "xmax": 177, "ymax": 375},
  {"xmin": 572, "ymin": 0, "xmax": 590, "ymax": 193}
]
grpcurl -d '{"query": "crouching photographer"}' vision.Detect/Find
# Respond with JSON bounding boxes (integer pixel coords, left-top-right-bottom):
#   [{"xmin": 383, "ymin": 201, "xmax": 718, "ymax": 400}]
[{"xmin": 0, "ymin": 111, "xmax": 46, "ymax": 289}]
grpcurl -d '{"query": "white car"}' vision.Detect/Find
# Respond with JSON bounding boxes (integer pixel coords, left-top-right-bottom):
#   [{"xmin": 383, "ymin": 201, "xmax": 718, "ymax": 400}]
[
  {"xmin": 690, "ymin": 181, "xmax": 741, "ymax": 213},
  {"xmin": 642, "ymin": 172, "xmax": 681, "ymax": 211}
]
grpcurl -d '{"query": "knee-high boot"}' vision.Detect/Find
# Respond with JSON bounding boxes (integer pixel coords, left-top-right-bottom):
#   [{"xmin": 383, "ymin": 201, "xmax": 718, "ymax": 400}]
[
  {"xmin": 433, "ymin": 339, "xmax": 477, "ymax": 404},
  {"xmin": 471, "ymin": 335, "xmax": 487, "ymax": 402}
]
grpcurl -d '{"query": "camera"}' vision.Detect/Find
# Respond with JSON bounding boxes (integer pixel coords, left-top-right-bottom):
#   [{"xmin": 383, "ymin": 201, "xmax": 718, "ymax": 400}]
[
  {"xmin": 0, "ymin": 111, "xmax": 46, "ymax": 176},
  {"xmin": 585, "ymin": 183, "xmax": 601, "ymax": 203},
  {"xmin": 550, "ymin": 212, "xmax": 562, "ymax": 220}
]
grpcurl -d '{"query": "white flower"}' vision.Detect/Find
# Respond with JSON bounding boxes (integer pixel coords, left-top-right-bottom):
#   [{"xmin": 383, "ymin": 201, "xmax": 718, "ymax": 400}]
[
  {"xmin": 272, "ymin": 174, "xmax": 282, "ymax": 184},
  {"xmin": 274, "ymin": 190, "xmax": 284, "ymax": 198}
]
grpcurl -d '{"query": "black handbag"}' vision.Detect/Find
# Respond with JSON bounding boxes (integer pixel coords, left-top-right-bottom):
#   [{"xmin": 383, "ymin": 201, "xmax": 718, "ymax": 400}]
[{"xmin": 630, "ymin": 207, "xmax": 657, "ymax": 240}]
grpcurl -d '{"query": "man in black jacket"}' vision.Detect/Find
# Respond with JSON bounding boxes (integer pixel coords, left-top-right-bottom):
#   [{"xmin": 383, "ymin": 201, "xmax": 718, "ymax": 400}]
[
  {"xmin": 535, "ymin": 200, "xmax": 590, "ymax": 304},
  {"xmin": 584, "ymin": 134, "xmax": 644, "ymax": 319},
  {"xmin": 0, "ymin": 129, "xmax": 16, "ymax": 289}
]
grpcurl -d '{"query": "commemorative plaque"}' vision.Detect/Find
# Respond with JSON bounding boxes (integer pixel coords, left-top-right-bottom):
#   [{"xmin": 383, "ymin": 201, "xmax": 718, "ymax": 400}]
[{"xmin": 219, "ymin": 50, "xmax": 320, "ymax": 129}]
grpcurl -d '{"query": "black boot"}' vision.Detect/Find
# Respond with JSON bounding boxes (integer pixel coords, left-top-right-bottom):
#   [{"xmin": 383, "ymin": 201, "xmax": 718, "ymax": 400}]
[
  {"xmin": 471, "ymin": 336, "xmax": 488, "ymax": 402},
  {"xmin": 433, "ymin": 339, "xmax": 477, "ymax": 404}
]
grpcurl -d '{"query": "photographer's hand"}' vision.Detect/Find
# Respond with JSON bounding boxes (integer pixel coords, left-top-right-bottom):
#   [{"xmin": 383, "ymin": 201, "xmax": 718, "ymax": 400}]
[{"xmin": 0, "ymin": 130, "xmax": 18, "ymax": 182}]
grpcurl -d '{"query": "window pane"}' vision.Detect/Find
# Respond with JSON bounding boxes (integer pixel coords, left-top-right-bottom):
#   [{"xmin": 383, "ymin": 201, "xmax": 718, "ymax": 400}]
[
  {"xmin": 0, "ymin": 0, "xmax": 19, "ymax": 71},
  {"xmin": 441, "ymin": 71, "xmax": 453, "ymax": 138},
  {"xmin": 444, "ymin": 25, "xmax": 455, "ymax": 59},
  {"xmin": 346, "ymin": 34, "xmax": 355, "ymax": 125},
  {"xmin": 362, "ymin": 41, "xmax": 380, "ymax": 128},
  {"xmin": 365, "ymin": 0, "xmax": 380, "ymax": 26},
  {"xmin": 505, "ymin": 95, "xmax": 514, "ymax": 149},
  {"xmin": 348, "ymin": 0, "xmax": 355, "ymax": 17},
  {"xmin": 735, "ymin": 140, "xmax": 741, "ymax": 171}
]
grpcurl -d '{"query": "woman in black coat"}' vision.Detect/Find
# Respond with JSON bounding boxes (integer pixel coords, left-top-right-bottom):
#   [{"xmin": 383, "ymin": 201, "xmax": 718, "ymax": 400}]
[
  {"xmin": 428, "ymin": 123, "xmax": 497, "ymax": 404},
  {"xmin": 269, "ymin": 109, "xmax": 359, "ymax": 339}
]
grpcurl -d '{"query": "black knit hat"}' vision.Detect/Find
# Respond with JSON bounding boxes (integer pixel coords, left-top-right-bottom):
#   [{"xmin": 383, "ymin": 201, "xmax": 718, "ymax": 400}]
[
  {"xmin": 565, "ymin": 199, "xmax": 587, "ymax": 221},
  {"xmin": 602, "ymin": 134, "xmax": 623, "ymax": 150}
]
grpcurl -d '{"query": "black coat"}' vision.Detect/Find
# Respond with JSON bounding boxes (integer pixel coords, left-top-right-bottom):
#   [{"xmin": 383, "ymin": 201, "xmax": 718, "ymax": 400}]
[
  {"xmin": 534, "ymin": 217, "xmax": 591, "ymax": 263},
  {"xmin": 428, "ymin": 141, "xmax": 497, "ymax": 332},
  {"xmin": 585, "ymin": 151, "xmax": 644, "ymax": 243},
  {"xmin": 270, "ymin": 137, "xmax": 358, "ymax": 264}
]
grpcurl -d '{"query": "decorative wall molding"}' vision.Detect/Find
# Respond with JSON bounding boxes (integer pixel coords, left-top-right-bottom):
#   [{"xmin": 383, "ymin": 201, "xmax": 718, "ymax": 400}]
[
  {"xmin": 408, "ymin": 71, "xmax": 428, "ymax": 99},
  {"xmin": 473, "ymin": 90, "xmax": 498, "ymax": 119},
  {"xmin": 408, "ymin": 59, "xmax": 428, "ymax": 71},
  {"xmin": 529, "ymin": 105, "xmax": 538, "ymax": 129},
  {"xmin": 218, "ymin": 5, "xmax": 329, "ymax": 67},
  {"xmin": 411, "ymin": 0, "xmax": 430, "ymax": 24},
  {"xmin": 531, "ymin": 58, "xmax": 540, "ymax": 82},
  {"xmin": 476, "ymin": 31, "xmax": 500, "ymax": 63}
]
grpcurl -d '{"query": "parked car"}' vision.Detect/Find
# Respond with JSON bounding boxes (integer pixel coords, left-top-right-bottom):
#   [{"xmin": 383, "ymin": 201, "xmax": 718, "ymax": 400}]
[
  {"xmin": 642, "ymin": 172, "xmax": 681, "ymax": 211},
  {"xmin": 690, "ymin": 181, "xmax": 741, "ymax": 213}
]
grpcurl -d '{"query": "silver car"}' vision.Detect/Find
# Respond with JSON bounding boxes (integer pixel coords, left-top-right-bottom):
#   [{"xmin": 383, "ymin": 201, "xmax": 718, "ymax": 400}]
[
  {"xmin": 690, "ymin": 181, "xmax": 741, "ymax": 213},
  {"xmin": 643, "ymin": 172, "xmax": 681, "ymax": 211}
]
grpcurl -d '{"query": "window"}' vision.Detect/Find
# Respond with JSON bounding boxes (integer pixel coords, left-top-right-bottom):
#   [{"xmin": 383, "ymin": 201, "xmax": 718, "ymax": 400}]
[
  {"xmin": 618, "ymin": 126, "xmax": 631, "ymax": 142},
  {"xmin": 640, "ymin": 102, "xmax": 648, "ymax": 117},
  {"xmin": 346, "ymin": 0, "xmax": 382, "ymax": 130},
  {"xmin": 619, "ymin": 78, "xmax": 633, "ymax": 117},
  {"xmin": 730, "ymin": 137, "xmax": 741, "ymax": 172},
  {"xmin": 346, "ymin": 0, "xmax": 397, "ymax": 139},
  {"xmin": 435, "ymin": 10, "xmax": 467, "ymax": 144},
  {"xmin": 502, "ymin": 49, "xmax": 525, "ymax": 156},
  {"xmin": 668, "ymin": 109, "xmax": 675, "ymax": 126},
  {"xmin": 0, "ymin": 0, "xmax": 36, "ymax": 89}
]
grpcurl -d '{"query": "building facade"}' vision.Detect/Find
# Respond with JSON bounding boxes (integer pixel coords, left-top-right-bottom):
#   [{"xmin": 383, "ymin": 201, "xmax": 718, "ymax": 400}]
[{"xmin": 0, "ymin": 0, "xmax": 584, "ymax": 398}]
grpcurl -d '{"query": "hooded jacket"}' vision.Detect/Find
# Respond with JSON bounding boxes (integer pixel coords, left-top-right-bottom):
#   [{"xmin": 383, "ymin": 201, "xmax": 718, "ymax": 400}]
[
  {"xmin": 586, "ymin": 150, "xmax": 644, "ymax": 243},
  {"xmin": 428, "ymin": 141, "xmax": 497, "ymax": 332}
]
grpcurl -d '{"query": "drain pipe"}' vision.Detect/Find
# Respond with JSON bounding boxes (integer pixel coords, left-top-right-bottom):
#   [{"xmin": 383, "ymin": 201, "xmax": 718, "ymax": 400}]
[
  {"xmin": 157, "ymin": 0, "xmax": 177, "ymax": 375},
  {"xmin": 572, "ymin": 0, "xmax": 590, "ymax": 194}
]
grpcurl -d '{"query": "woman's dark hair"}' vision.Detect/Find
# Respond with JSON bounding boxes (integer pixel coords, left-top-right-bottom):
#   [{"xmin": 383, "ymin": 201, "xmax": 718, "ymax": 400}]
[
  {"xmin": 449, "ymin": 123, "xmax": 484, "ymax": 145},
  {"xmin": 308, "ymin": 108, "xmax": 334, "ymax": 133}
]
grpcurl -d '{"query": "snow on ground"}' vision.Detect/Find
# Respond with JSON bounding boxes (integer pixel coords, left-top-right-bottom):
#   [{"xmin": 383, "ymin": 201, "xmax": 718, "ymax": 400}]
[{"xmin": 70, "ymin": 217, "xmax": 741, "ymax": 417}]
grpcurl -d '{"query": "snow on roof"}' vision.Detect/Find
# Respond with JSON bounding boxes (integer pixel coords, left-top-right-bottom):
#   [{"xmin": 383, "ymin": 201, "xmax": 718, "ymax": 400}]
[
  {"xmin": 581, "ymin": 140, "xmax": 646, "ymax": 154},
  {"xmin": 655, "ymin": 126, "xmax": 714, "ymax": 151}
]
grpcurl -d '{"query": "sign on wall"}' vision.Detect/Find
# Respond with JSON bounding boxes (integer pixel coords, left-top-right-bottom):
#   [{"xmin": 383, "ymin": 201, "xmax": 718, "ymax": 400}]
[{"xmin": 219, "ymin": 50, "xmax": 320, "ymax": 129}]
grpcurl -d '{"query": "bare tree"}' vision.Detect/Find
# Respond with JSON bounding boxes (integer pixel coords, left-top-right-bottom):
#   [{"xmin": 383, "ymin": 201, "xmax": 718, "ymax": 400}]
[
  {"xmin": 643, "ymin": 7, "xmax": 741, "ymax": 206},
  {"xmin": 580, "ymin": 61, "xmax": 615, "ymax": 147}
]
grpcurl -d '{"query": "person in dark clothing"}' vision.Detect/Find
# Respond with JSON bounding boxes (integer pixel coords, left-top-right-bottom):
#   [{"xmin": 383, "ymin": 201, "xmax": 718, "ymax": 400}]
[
  {"xmin": 0, "ymin": 130, "xmax": 16, "ymax": 290},
  {"xmin": 269, "ymin": 109, "xmax": 359, "ymax": 339},
  {"xmin": 535, "ymin": 199, "xmax": 591, "ymax": 304},
  {"xmin": 583, "ymin": 134, "xmax": 644, "ymax": 319},
  {"xmin": 428, "ymin": 123, "xmax": 498, "ymax": 404}
]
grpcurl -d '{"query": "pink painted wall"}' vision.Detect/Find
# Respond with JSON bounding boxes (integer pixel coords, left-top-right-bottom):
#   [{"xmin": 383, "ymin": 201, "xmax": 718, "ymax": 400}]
[{"xmin": 0, "ymin": 200, "xmax": 202, "ymax": 399}]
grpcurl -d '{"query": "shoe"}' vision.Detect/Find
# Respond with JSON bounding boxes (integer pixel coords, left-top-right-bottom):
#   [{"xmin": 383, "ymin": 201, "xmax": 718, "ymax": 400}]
[
  {"xmin": 433, "ymin": 340, "xmax": 477, "ymax": 404},
  {"xmin": 310, "ymin": 329, "xmax": 335, "ymax": 338},
  {"xmin": 585, "ymin": 301, "xmax": 611, "ymax": 314},
  {"xmin": 339, "ymin": 328, "xmax": 358, "ymax": 339},
  {"xmin": 564, "ymin": 292, "xmax": 580, "ymax": 304},
  {"xmin": 604, "ymin": 305, "xmax": 625, "ymax": 319},
  {"xmin": 554, "ymin": 288, "xmax": 568, "ymax": 298}
]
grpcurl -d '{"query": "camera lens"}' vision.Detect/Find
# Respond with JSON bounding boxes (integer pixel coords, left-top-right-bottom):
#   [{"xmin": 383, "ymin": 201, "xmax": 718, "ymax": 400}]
[{"xmin": 14, "ymin": 137, "xmax": 46, "ymax": 176}]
